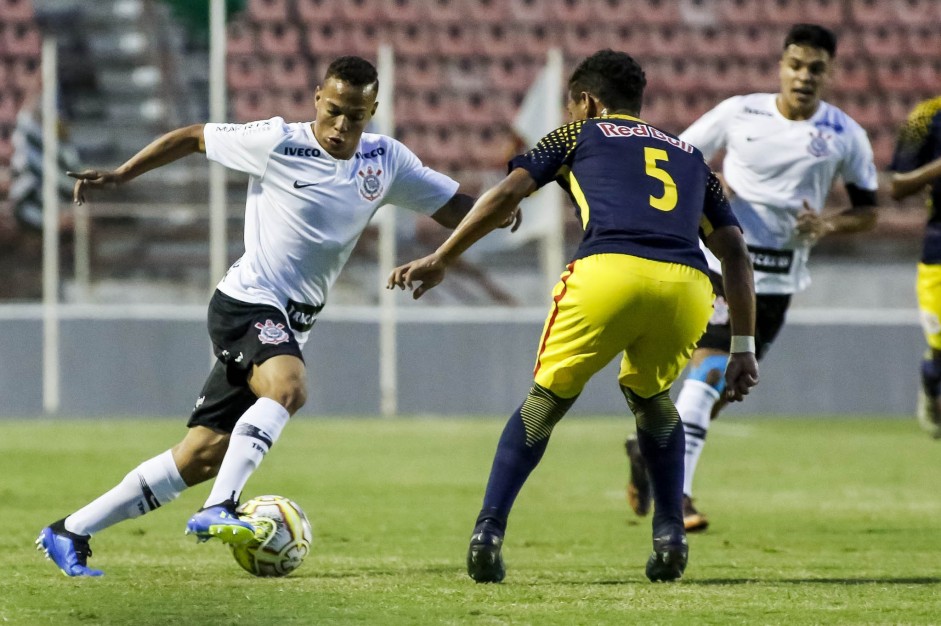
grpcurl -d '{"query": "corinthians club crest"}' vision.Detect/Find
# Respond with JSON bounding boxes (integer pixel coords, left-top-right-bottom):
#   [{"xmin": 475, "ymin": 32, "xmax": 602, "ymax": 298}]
[
  {"xmin": 806, "ymin": 129, "xmax": 831, "ymax": 158},
  {"xmin": 358, "ymin": 166, "xmax": 383, "ymax": 201}
]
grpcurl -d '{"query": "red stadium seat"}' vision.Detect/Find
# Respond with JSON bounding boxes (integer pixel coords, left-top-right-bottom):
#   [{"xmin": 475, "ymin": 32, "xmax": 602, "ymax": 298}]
[
  {"xmin": 903, "ymin": 26, "xmax": 941, "ymax": 59},
  {"xmin": 548, "ymin": 0, "xmax": 593, "ymax": 25},
  {"xmin": 432, "ymin": 22, "xmax": 477, "ymax": 57},
  {"xmin": 9, "ymin": 57, "xmax": 39, "ymax": 91},
  {"xmin": 268, "ymin": 57, "xmax": 311, "ymax": 91},
  {"xmin": 643, "ymin": 25, "xmax": 687, "ymax": 58},
  {"xmin": 414, "ymin": 91, "xmax": 453, "ymax": 126},
  {"xmin": 640, "ymin": 93, "xmax": 679, "ymax": 131},
  {"xmin": 657, "ymin": 58, "xmax": 705, "ymax": 93},
  {"xmin": 227, "ymin": 56, "xmax": 266, "ymax": 91},
  {"xmin": 226, "ymin": 21, "xmax": 257, "ymax": 57},
  {"xmin": 607, "ymin": 0, "xmax": 680, "ymax": 25},
  {"xmin": 742, "ymin": 57, "xmax": 778, "ymax": 93},
  {"xmin": 0, "ymin": 91, "xmax": 18, "ymax": 125},
  {"xmin": 758, "ymin": 0, "xmax": 805, "ymax": 25},
  {"xmin": 455, "ymin": 92, "xmax": 493, "ymax": 125},
  {"xmin": 488, "ymin": 57, "xmax": 536, "ymax": 94},
  {"xmin": 378, "ymin": 0, "xmax": 420, "ymax": 23},
  {"xmin": 912, "ymin": 59, "xmax": 941, "ymax": 94},
  {"xmin": 715, "ymin": 0, "xmax": 761, "ymax": 25},
  {"xmin": 833, "ymin": 28, "xmax": 862, "ymax": 60},
  {"xmin": 729, "ymin": 26, "xmax": 780, "ymax": 62},
  {"xmin": 479, "ymin": 23, "xmax": 521, "ymax": 58},
  {"xmin": 247, "ymin": 0, "xmax": 290, "ymax": 23},
  {"xmin": 678, "ymin": 0, "xmax": 720, "ymax": 28},
  {"xmin": 609, "ymin": 25, "xmax": 650, "ymax": 60},
  {"xmin": 508, "ymin": 0, "xmax": 547, "ymax": 24},
  {"xmin": 396, "ymin": 56, "xmax": 443, "ymax": 89},
  {"xmin": 258, "ymin": 22, "xmax": 301, "ymax": 56},
  {"xmin": 336, "ymin": 0, "xmax": 376, "ymax": 22},
  {"xmin": 830, "ymin": 58, "xmax": 872, "ymax": 97},
  {"xmin": 393, "ymin": 90, "xmax": 420, "ymax": 126},
  {"xmin": 0, "ymin": 0, "xmax": 35, "ymax": 21},
  {"xmin": 860, "ymin": 26, "xmax": 905, "ymax": 58},
  {"xmin": 885, "ymin": 94, "xmax": 922, "ymax": 127},
  {"xmin": 839, "ymin": 94, "xmax": 884, "ymax": 130},
  {"xmin": 707, "ymin": 59, "xmax": 754, "ymax": 96},
  {"xmin": 295, "ymin": 0, "xmax": 339, "ymax": 24},
  {"xmin": 305, "ymin": 23, "xmax": 350, "ymax": 56},
  {"xmin": 468, "ymin": 127, "xmax": 511, "ymax": 168},
  {"xmin": 231, "ymin": 90, "xmax": 277, "ymax": 122},
  {"xmin": 670, "ymin": 93, "xmax": 715, "ymax": 131},
  {"xmin": 849, "ymin": 0, "xmax": 895, "ymax": 27},
  {"xmin": 387, "ymin": 22, "xmax": 432, "ymax": 58},
  {"xmin": 561, "ymin": 23, "xmax": 610, "ymax": 58},
  {"xmin": 690, "ymin": 26, "xmax": 731, "ymax": 59},
  {"xmin": 277, "ymin": 89, "xmax": 314, "ymax": 122},
  {"xmin": 867, "ymin": 127, "xmax": 896, "ymax": 169},
  {"xmin": 807, "ymin": 0, "xmax": 845, "ymax": 27},
  {"xmin": 0, "ymin": 130, "xmax": 13, "ymax": 166},
  {"xmin": 464, "ymin": 0, "xmax": 508, "ymax": 24},
  {"xmin": 873, "ymin": 58, "xmax": 916, "ymax": 93},
  {"xmin": 1, "ymin": 21, "xmax": 40, "ymax": 58},
  {"xmin": 519, "ymin": 23, "xmax": 555, "ymax": 57},
  {"xmin": 348, "ymin": 23, "xmax": 382, "ymax": 57},
  {"xmin": 422, "ymin": 0, "xmax": 464, "ymax": 23}
]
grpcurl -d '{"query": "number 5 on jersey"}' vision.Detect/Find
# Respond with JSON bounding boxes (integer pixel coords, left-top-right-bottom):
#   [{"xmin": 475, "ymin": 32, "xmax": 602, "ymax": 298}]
[{"xmin": 644, "ymin": 147, "xmax": 677, "ymax": 212}]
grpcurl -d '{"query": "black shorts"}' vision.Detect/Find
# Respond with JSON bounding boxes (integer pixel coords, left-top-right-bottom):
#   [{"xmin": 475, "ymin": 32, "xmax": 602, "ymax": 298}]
[
  {"xmin": 697, "ymin": 271, "xmax": 791, "ymax": 361},
  {"xmin": 188, "ymin": 290, "xmax": 304, "ymax": 433}
]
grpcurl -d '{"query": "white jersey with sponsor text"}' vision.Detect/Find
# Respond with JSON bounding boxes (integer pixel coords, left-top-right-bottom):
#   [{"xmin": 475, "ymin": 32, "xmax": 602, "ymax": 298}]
[
  {"xmin": 204, "ymin": 117, "xmax": 458, "ymax": 345},
  {"xmin": 680, "ymin": 93, "xmax": 877, "ymax": 294}
]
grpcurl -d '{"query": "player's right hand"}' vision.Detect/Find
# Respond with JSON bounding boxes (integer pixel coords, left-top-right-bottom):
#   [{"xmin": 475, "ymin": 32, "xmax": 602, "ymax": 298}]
[
  {"xmin": 386, "ymin": 253, "xmax": 447, "ymax": 300},
  {"xmin": 723, "ymin": 352, "xmax": 759, "ymax": 403},
  {"xmin": 67, "ymin": 169, "xmax": 124, "ymax": 205}
]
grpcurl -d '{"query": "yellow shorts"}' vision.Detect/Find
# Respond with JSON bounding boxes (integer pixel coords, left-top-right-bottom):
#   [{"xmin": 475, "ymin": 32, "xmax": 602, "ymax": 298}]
[
  {"xmin": 917, "ymin": 263, "xmax": 941, "ymax": 349},
  {"xmin": 533, "ymin": 253, "xmax": 714, "ymax": 399}
]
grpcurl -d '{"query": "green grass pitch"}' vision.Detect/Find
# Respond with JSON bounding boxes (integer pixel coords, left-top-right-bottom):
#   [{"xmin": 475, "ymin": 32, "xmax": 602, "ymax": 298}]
[{"xmin": 3, "ymin": 416, "xmax": 941, "ymax": 625}]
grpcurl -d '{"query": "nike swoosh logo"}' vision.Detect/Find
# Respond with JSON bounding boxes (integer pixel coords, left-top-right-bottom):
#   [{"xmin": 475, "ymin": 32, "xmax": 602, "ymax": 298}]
[{"xmin": 293, "ymin": 181, "xmax": 320, "ymax": 189}]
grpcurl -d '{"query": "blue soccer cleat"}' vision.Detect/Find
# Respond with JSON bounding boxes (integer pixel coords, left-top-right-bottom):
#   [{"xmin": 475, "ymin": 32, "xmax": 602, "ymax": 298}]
[
  {"xmin": 645, "ymin": 531, "xmax": 688, "ymax": 582},
  {"xmin": 36, "ymin": 519, "xmax": 104, "ymax": 577},
  {"xmin": 466, "ymin": 522, "xmax": 506, "ymax": 583},
  {"xmin": 185, "ymin": 500, "xmax": 256, "ymax": 545}
]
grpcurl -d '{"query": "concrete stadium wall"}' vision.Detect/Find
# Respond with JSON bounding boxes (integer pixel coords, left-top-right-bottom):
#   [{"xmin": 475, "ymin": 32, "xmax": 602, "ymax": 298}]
[{"xmin": 0, "ymin": 309, "xmax": 923, "ymax": 418}]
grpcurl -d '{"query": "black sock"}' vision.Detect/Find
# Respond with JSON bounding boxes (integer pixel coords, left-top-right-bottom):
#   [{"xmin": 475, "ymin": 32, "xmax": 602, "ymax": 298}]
[
  {"xmin": 476, "ymin": 385, "xmax": 576, "ymax": 534},
  {"xmin": 635, "ymin": 420, "xmax": 685, "ymax": 538},
  {"xmin": 922, "ymin": 357, "xmax": 941, "ymax": 396}
]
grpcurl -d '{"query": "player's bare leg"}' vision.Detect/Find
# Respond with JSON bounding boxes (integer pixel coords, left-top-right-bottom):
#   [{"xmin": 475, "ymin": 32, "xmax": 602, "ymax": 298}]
[{"xmin": 917, "ymin": 348, "xmax": 941, "ymax": 438}]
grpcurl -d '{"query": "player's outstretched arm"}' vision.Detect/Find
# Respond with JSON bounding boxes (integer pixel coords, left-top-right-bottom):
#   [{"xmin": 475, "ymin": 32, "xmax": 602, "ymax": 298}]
[
  {"xmin": 387, "ymin": 167, "xmax": 534, "ymax": 299},
  {"xmin": 705, "ymin": 225, "xmax": 759, "ymax": 402},
  {"xmin": 890, "ymin": 155, "xmax": 941, "ymax": 201},
  {"xmin": 431, "ymin": 192, "xmax": 523, "ymax": 231},
  {"xmin": 67, "ymin": 124, "xmax": 206, "ymax": 205}
]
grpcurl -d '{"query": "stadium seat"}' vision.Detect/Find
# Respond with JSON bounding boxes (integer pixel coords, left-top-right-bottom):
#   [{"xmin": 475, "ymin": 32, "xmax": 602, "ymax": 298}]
[
  {"xmin": 677, "ymin": 0, "xmax": 720, "ymax": 28},
  {"xmin": 0, "ymin": 128, "xmax": 12, "ymax": 166},
  {"xmin": 247, "ymin": 0, "xmax": 290, "ymax": 23},
  {"xmin": 305, "ymin": 23, "xmax": 350, "ymax": 56},
  {"xmin": 415, "ymin": 91, "xmax": 453, "ymax": 126},
  {"xmin": 336, "ymin": 0, "xmax": 377, "ymax": 22},
  {"xmin": 715, "ymin": 0, "xmax": 761, "ymax": 25},
  {"xmin": 866, "ymin": 127, "xmax": 896, "ymax": 169},
  {"xmin": 468, "ymin": 127, "xmax": 511, "ymax": 168},
  {"xmin": 912, "ymin": 59, "xmax": 941, "ymax": 94},
  {"xmin": 839, "ymin": 94, "xmax": 884, "ymax": 130},
  {"xmin": 561, "ymin": 24, "xmax": 610, "ymax": 58},
  {"xmin": 640, "ymin": 93, "xmax": 679, "ymax": 130},
  {"xmin": 548, "ymin": 0, "xmax": 593, "ymax": 25},
  {"xmin": 690, "ymin": 26, "xmax": 731, "ymax": 59},
  {"xmin": 741, "ymin": 57, "xmax": 778, "ymax": 94},
  {"xmin": 295, "ymin": 0, "xmax": 339, "ymax": 24},
  {"xmin": 9, "ymin": 57, "xmax": 39, "ymax": 91},
  {"xmin": 479, "ymin": 23, "xmax": 520, "ymax": 58},
  {"xmin": 758, "ymin": 0, "xmax": 805, "ymax": 26},
  {"xmin": 609, "ymin": 25, "xmax": 650, "ymax": 60},
  {"xmin": 257, "ymin": 22, "xmax": 301, "ymax": 56},
  {"xmin": 0, "ymin": 0, "xmax": 35, "ymax": 22},
  {"xmin": 0, "ymin": 91, "xmax": 18, "ymax": 125},
  {"xmin": 227, "ymin": 56, "xmax": 266, "ymax": 91},
  {"xmin": 348, "ymin": 23, "xmax": 382, "ymax": 57},
  {"xmin": 885, "ymin": 93, "xmax": 922, "ymax": 127},
  {"xmin": 519, "ymin": 24, "xmax": 554, "ymax": 57},
  {"xmin": 860, "ymin": 26, "xmax": 905, "ymax": 58},
  {"xmin": 1, "ymin": 21, "xmax": 40, "ymax": 58},
  {"xmin": 671, "ymin": 93, "xmax": 715, "ymax": 130},
  {"xmin": 464, "ymin": 0, "xmax": 508, "ymax": 24},
  {"xmin": 657, "ymin": 58, "xmax": 705, "ymax": 93},
  {"xmin": 643, "ymin": 25, "xmax": 687, "ymax": 58},
  {"xmin": 873, "ymin": 59, "xmax": 916, "ymax": 93},
  {"xmin": 231, "ymin": 90, "xmax": 277, "ymax": 122},
  {"xmin": 707, "ymin": 59, "xmax": 754, "ymax": 96},
  {"xmin": 849, "ymin": 0, "xmax": 899, "ymax": 26},
  {"xmin": 809, "ymin": 0, "xmax": 846, "ymax": 27},
  {"xmin": 277, "ymin": 89, "xmax": 314, "ymax": 122},
  {"xmin": 396, "ymin": 56, "xmax": 443, "ymax": 89},
  {"xmin": 830, "ymin": 59, "xmax": 872, "ymax": 97},
  {"xmin": 597, "ymin": 0, "xmax": 680, "ymax": 25},
  {"xmin": 729, "ymin": 26, "xmax": 779, "ymax": 62},
  {"xmin": 488, "ymin": 57, "xmax": 535, "ymax": 95},
  {"xmin": 455, "ymin": 92, "xmax": 493, "ymax": 125},
  {"xmin": 268, "ymin": 57, "xmax": 311, "ymax": 91},
  {"xmin": 421, "ymin": 0, "xmax": 464, "ymax": 23},
  {"xmin": 508, "ymin": 0, "xmax": 547, "ymax": 24},
  {"xmin": 432, "ymin": 22, "xmax": 477, "ymax": 57},
  {"xmin": 378, "ymin": 0, "xmax": 420, "ymax": 23},
  {"xmin": 903, "ymin": 26, "xmax": 941, "ymax": 59},
  {"xmin": 226, "ymin": 21, "xmax": 256, "ymax": 57}
]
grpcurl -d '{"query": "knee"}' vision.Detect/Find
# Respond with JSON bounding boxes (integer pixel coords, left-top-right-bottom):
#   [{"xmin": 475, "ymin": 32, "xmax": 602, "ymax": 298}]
[
  {"xmin": 267, "ymin": 378, "xmax": 307, "ymax": 415},
  {"xmin": 172, "ymin": 439, "xmax": 227, "ymax": 486}
]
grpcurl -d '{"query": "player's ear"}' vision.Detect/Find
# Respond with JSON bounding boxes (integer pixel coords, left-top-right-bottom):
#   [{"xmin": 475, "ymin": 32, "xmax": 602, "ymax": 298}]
[
  {"xmin": 313, "ymin": 86, "xmax": 322, "ymax": 105},
  {"xmin": 370, "ymin": 100, "xmax": 378, "ymax": 116}
]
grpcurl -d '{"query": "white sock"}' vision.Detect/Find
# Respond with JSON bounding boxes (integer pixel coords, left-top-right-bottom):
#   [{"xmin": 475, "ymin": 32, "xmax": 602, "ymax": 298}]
[
  {"xmin": 676, "ymin": 379, "xmax": 719, "ymax": 498},
  {"xmin": 64, "ymin": 450, "xmax": 186, "ymax": 536},
  {"xmin": 204, "ymin": 397, "xmax": 290, "ymax": 507}
]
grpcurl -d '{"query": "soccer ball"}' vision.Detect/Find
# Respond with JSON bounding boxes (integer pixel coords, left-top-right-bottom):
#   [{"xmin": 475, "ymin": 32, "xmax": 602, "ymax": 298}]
[{"xmin": 230, "ymin": 495, "xmax": 313, "ymax": 577}]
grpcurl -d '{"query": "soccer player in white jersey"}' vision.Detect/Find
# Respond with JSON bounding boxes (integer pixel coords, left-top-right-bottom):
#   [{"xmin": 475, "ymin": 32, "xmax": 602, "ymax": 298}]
[
  {"xmin": 625, "ymin": 24, "xmax": 878, "ymax": 531},
  {"xmin": 35, "ymin": 56, "xmax": 518, "ymax": 577}
]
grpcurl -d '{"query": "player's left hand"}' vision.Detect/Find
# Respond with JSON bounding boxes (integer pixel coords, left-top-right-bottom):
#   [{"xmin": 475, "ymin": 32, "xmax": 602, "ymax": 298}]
[
  {"xmin": 795, "ymin": 200, "xmax": 833, "ymax": 244},
  {"xmin": 499, "ymin": 207, "xmax": 523, "ymax": 232},
  {"xmin": 723, "ymin": 352, "xmax": 759, "ymax": 403},
  {"xmin": 387, "ymin": 253, "xmax": 447, "ymax": 299}
]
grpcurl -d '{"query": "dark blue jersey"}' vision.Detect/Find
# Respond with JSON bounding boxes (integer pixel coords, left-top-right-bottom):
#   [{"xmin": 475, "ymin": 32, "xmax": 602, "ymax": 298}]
[
  {"xmin": 509, "ymin": 115, "xmax": 740, "ymax": 273},
  {"xmin": 891, "ymin": 96, "xmax": 941, "ymax": 265}
]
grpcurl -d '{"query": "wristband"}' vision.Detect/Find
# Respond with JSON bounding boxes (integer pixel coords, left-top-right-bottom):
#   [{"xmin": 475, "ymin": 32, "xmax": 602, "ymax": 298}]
[{"xmin": 730, "ymin": 335, "xmax": 755, "ymax": 354}]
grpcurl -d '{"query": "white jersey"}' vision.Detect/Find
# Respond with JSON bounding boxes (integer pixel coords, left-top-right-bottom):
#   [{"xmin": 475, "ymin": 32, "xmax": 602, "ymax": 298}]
[
  {"xmin": 680, "ymin": 93, "xmax": 877, "ymax": 294},
  {"xmin": 204, "ymin": 117, "xmax": 458, "ymax": 344}
]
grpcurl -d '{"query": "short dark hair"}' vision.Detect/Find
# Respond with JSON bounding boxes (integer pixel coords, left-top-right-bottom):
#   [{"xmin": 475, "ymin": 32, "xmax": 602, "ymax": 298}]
[
  {"xmin": 325, "ymin": 56, "xmax": 379, "ymax": 90},
  {"xmin": 783, "ymin": 24, "xmax": 837, "ymax": 58},
  {"xmin": 568, "ymin": 49, "xmax": 647, "ymax": 115}
]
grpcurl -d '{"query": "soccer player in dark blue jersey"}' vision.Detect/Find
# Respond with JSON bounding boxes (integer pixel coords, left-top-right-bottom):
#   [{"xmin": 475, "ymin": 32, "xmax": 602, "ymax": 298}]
[
  {"xmin": 388, "ymin": 50, "xmax": 759, "ymax": 582},
  {"xmin": 890, "ymin": 96, "xmax": 941, "ymax": 437}
]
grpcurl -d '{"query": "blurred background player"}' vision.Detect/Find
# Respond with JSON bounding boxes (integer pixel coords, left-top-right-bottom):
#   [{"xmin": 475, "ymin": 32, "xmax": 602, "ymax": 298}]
[
  {"xmin": 35, "ymin": 55, "xmax": 522, "ymax": 577},
  {"xmin": 626, "ymin": 23, "xmax": 879, "ymax": 532},
  {"xmin": 888, "ymin": 95, "xmax": 941, "ymax": 438},
  {"xmin": 388, "ymin": 49, "xmax": 758, "ymax": 583}
]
